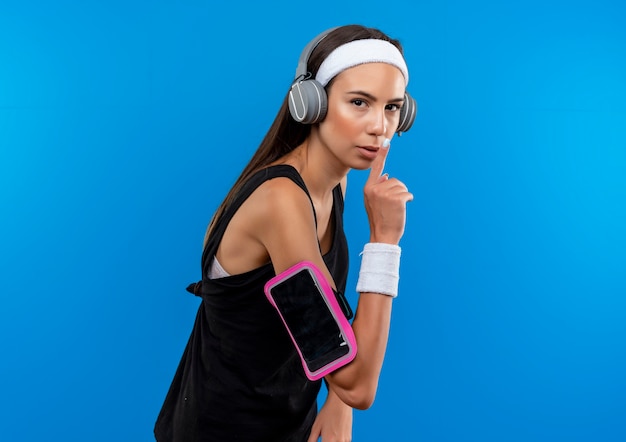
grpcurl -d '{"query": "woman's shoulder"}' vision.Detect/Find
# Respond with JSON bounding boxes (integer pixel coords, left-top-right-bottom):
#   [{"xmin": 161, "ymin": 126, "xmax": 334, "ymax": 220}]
[
  {"xmin": 211, "ymin": 169, "xmax": 317, "ymax": 277},
  {"xmin": 247, "ymin": 173, "xmax": 315, "ymax": 223}
]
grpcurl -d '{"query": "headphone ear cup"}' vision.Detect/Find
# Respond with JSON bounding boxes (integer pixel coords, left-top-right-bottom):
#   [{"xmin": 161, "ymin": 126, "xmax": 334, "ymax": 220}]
[
  {"xmin": 396, "ymin": 92, "xmax": 417, "ymax": 134},
  {"xmin": 288, "ymin": 79, "xmax": 328, "ymax": 124}
]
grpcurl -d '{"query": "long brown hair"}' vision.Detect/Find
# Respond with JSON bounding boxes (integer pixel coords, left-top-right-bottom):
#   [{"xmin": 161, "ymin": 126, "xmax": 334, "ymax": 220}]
[{"xmin": 204, "ymin": 25, "xmax": 404, "ymax": 245}]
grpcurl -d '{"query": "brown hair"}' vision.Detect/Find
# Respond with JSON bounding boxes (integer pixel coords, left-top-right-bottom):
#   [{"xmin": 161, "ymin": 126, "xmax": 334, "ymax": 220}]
[{"xmin": 204, "ymin": 25, "xmax": 404, "ymax": 245}]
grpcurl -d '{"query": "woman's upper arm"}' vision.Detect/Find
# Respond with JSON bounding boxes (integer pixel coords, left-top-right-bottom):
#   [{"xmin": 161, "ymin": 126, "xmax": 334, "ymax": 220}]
[{"xmin": 251, "ymin": 177, "xmax": 336, "ymax": 286}]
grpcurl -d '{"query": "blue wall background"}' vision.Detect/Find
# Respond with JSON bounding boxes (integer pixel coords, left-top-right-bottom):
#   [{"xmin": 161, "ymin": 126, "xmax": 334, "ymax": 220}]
[{"xmin": 1, "ymin": 1, "xmax": 625, "ymax": 440}]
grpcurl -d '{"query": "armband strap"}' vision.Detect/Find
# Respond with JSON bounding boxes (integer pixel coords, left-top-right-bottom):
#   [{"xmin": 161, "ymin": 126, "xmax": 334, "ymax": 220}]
[{"xmin": 356, "ymin": 243, "xmax": 401, "ymax": 298}]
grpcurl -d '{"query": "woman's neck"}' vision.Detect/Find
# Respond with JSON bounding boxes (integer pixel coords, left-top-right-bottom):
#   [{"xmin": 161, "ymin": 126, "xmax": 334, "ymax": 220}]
[{"xmin": 282, "ymin": 138, "xmax": 347, "ymax": 201}]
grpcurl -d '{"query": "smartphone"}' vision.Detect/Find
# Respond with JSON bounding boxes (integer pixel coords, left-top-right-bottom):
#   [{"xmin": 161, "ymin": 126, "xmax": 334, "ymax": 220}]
[{"xmin": 264, "ymin": 261, "xmax": 357, "ymax": 381}]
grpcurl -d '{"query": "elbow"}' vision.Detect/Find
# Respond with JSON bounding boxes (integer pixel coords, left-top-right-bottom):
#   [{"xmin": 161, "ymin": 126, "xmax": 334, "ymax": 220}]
[
  {"xmin": 327, "ymin": 359, "xmax": 383, "ymax": 409},
  {"xmin": 351, "ymin": 396, "xmax": 375, "ymax": 411},
  {"xmin": 340, "ymin": 383, "xmax": 378, "ymax": 410}
]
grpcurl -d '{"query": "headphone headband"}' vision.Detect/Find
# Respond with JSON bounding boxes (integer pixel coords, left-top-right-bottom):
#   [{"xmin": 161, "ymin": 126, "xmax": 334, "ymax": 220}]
[{"xmin": 294, "ymin": 27, "xmax": 339, "ymax": 80}]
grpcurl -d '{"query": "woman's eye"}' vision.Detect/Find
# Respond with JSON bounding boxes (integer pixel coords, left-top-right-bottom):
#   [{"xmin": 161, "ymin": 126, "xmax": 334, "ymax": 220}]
[
  {"xmin": 352, "ymin": 99, "xmax": 366, "ymax": 107},
  {"xmin": 386, "ymin": 104, "xmax": 401, "ymax": 112}
]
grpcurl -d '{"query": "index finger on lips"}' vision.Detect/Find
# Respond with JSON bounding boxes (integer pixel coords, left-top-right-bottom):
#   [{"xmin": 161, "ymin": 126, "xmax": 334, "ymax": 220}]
[{"xmin": 367, "ymin": 138, "xmax": 391, "ymax": 184}]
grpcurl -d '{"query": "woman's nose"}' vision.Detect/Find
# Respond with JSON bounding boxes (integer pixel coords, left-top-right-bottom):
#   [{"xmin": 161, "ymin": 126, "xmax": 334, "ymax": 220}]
[{"xmin": 367, "ymin": 107, "xmax": 387, "ymax": 136}]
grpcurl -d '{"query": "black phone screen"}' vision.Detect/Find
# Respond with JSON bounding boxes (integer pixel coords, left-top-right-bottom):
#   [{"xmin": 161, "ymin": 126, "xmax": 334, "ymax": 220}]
[{"xmin": 269, "ymin": 267, "xmax": 350, "ymax": 373}]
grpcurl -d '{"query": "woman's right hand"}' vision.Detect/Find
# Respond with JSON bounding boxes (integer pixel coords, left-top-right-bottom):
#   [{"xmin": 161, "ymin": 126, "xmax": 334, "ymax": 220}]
[{"xmin": 363, "ymin": 141, "xmax": 413, "ymax": 245}]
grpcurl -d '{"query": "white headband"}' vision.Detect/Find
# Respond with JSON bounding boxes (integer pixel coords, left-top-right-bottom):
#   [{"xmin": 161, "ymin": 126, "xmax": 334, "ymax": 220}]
[{"xmin": 315, "ymin": 39, "xmax": 409, "ymax": 87}]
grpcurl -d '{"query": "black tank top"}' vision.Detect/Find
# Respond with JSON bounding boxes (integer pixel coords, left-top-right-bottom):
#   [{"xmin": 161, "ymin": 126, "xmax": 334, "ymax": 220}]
[{"xmin": 154, "ymin": 165, "xmax": 350, "ymax": 441}]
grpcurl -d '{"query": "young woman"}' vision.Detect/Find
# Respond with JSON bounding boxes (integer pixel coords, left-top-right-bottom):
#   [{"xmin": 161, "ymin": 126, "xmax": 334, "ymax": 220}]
[{"xmin": 155, "ymin": 24, "xmax": 416, "ymax": 441}]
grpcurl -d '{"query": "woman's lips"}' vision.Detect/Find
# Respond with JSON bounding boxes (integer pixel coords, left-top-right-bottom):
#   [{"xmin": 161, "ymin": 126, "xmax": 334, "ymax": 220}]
[{"xmin": 357, "ymin": 145, "xmax": 379, "ymax": 160}]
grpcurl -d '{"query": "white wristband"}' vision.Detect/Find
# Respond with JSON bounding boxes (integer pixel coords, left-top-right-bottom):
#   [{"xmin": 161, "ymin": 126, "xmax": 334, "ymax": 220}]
[{"xmin": 355, "ymin": 243, "xmax": 401, "ymax": 298}]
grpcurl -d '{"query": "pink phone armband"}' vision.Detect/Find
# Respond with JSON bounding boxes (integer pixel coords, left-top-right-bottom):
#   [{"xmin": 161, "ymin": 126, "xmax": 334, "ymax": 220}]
[{"xmin": 264, "ymin": 261, "xmax": 357, "ymax": 381}]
